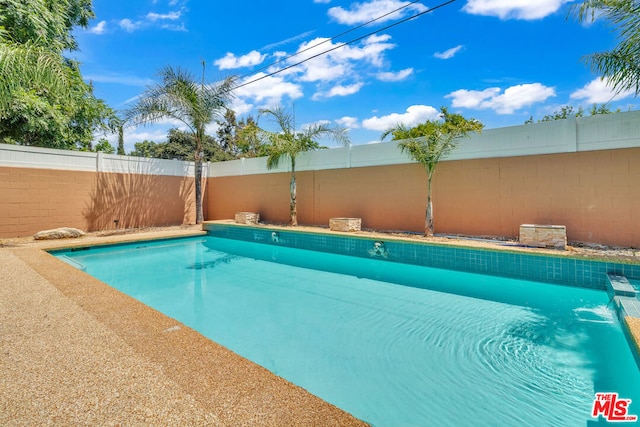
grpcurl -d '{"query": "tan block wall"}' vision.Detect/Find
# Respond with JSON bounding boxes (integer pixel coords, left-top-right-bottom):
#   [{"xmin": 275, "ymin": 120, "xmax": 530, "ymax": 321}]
[
  {"xmin": 0, "ymin": 167, "xmax": 196, "ymax": 238},
  {"xmin": 206, "ymin": 148, "xmax": 640, "ymax": 247}
]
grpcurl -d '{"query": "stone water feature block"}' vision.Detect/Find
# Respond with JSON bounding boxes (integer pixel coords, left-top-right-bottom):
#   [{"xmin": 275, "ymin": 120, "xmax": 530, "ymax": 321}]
[
  {"xmin": 234, "ymin": 212, "xmax": 260, "ymax": 225},
  {"xmin": 329, "ymin": 217, "xmax": 361, "ymax": 232},
  {"xmin": 519, "ymin": 224, "xmax": 567, "ymax": 250}
]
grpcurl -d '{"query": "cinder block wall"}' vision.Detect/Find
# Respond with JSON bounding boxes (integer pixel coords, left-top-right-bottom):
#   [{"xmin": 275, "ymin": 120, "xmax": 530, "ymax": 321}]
[
  {"xmin": 0, "ymin": 167, "xmax": 195, "ymax": 237},
  {"xmin": 206, "ymin": 148, "xmax": 640, "ymax": 247}
]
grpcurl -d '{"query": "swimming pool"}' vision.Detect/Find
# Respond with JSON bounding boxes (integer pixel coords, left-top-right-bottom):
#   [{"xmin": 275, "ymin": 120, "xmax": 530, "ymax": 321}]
[{"xmin": 54, "ymin": 234, "xmax": 640, "ymax": 426}]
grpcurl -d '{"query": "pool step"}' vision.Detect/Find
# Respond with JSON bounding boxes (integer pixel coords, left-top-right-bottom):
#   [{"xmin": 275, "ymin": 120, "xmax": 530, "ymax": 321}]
[
  {"xmin": 606, "ymin": 273, "xmax": 637, "ymax": 298},
  {"xmin": 615, "ymin": 296, "xmax": 640, "ymax": 318},
  {"xmin": 58, "ymin": 255, "xmax": 86, "ymax": 271}
]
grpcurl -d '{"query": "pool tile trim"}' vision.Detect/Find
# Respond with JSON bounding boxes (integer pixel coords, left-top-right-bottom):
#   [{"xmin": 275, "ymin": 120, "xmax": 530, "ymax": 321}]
[{"xmin": 204, "ymin": 223, "xmax": 640, "ymax": 291}]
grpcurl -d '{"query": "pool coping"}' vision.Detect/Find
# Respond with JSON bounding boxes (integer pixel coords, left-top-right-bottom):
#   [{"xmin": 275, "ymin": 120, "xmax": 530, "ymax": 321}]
[
  {"xmin": 3, "ymin": 223, "xmax": 640, "ymax": 425},
  {"xmin": 0, "ymin": 228, "xmax": 366, "ymax": 426}
]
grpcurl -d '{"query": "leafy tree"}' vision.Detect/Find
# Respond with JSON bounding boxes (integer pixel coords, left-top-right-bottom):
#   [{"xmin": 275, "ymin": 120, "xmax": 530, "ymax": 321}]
[
  {"xmin": 216, "ymin": 109, "xmax": 239, "ymax": 157},
  {"xmin": 525, "ymin": 103, "xmax": 620, "ymax": 123},
  {"xmin": 573, "ymin": 0, "xmax": 640, "ymax": 96},
  {"xmin": 382, "ymin": 107, "xmax": 483, "ymax": 237},
  {"xmin": 94, "ymin": 138, "xmax": 114, "ymax": 154},
  {"xmin": 130, "ymin": 140, "xmax": 160, "ymax": 158},
  {"xmin": 236, "ymin": 115, "xmax": 267, "ymax": 157},
  {"xmin": 259, "ymin": 105, "xmax": 349, "ymax": 226},
  {"xmin": 126, "ymin": 64, "xmax": 235, "ymax": 223},
  {"xmin": 588, "ymin": 103, "xmax": 621, "ymax": 115},
  {"xmin": 0, "ymin": 38, "xmax": 70, "ymax": 111},
  {"xmin": 0, "ymin": 0, "xmax": 94, "ymax": 52},
  {"xmin": 0, "ymin": 0, "xmax": 115, "ymax": 149},
  {"xmin": 0, "ymin": 63, "xmax": 114, "ymax": 149},
  {"xmin": 162, "ymin": 128, "xmax": 233, "ymax": 162}
]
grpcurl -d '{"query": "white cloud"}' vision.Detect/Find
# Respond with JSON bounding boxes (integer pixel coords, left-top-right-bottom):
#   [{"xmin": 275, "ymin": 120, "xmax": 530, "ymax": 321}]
[
  {"xmin": 336, "ymin": 116, "xmax": 360, "ymax": 128},
  {"xmin": 235, "ymin": 73, "xmax": 303, "ymax": 107},
  {"xmin": 290, "ymin": 35, "xmax": 395, "ymax": 82},
  {"xmin": 119, "ymin": 18, "xmax": 140, "ymax": 32},
  {"xmin": 570, "ymin": 77, "xmax": 635, "ymax": 104},
  {"xmin": 447, "ymin": 83, "xmax": 556, "ymax": 114},
  {"xmin": 230, "ymin": 98, "xmax": 254, "ymax": 117},
  {"xmin": 446, "ymin": 87, "xmax": 501, "ymax": 108},
  {"xmin": 362, "ymin": 105, "xmax": 441, "ymax": 131},
  {"xmin": 146, "ymin": 11, "xmax": 181, "ymax": 21},
  {"xmin": 328, "ymin": 0, "xmax": 428, "ymax": 25},
  {"xmin": 117, "ymin": 8, "xmax": 185, "ymax": 33},
  {"xmin": 463, "ymin": 0, "xmax": 572, "ymax": 20},
  {"xmin": 314, "ymin": 82, "xmax": 364, "ymax": 100},
  {"xmin": 214, "ymin": 51, "xmax": 267, "ymax": 70},
  {"xmin": 376, "ymin": 68, "xmax": 413, "ymax": 82},
  {"xmin": 434, "ymin": 45, "xmax": 463, "ymax": 59},
  {"xmin": 88, "ymin": 20, "xmax": 107, "ymax": 34}
]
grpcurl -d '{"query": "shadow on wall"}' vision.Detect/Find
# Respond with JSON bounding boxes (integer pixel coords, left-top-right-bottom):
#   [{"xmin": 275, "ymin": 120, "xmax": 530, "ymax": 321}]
[{"xmin": 83, "ymin": 172, "xmax": 195, "ymax": 231}]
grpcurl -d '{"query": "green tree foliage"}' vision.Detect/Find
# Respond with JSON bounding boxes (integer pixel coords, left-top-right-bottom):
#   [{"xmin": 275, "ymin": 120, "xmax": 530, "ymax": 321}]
[
  {"xmin": 126, "ymin": 64, "xmax": 235, "ymax": 223},
  {"xmin": 382, "ymin": 107, "xmax": 483, "ymax": 236},
  {"xmin": 216, "ymin": 109, "xmax": 239, "ymax": 157},
  {"xmin": 573, "ymin": 0, "xmax": 640, "ymax": 96},
  {"xmin": 525, "ymin": 103, "xmax": 620, "ymax": 123},
  {"xmin": 259, "ymin": 105, "xmax": 349, "ymax": 226},
  {"xmin": 0, "ymin": 0, "xmax": 115, "ymax": 149},
  {"xmin": 236, "ymin": 115, "xmax": 267, "ymax": 157},
  {"xmin": 214, "ymin": 111, "xmax": 268, "ymax": 158},
  {"xmin": 94, "ymin": 138, "xmax": 114, "ymax": 154},
  {"xmin": 162, "ymin": 128, "xmax": 232, "ymax": 161},
  {"xmin": 0, "ymin": 0, "xmax": 94, "ymax": 51},
  {"xmin": 130, "ymin": 140, "xmax": 160, "ymax": 158},
  {"xmin": 213, "ymin": 110, "xmax": 267, "ymax": 158}
]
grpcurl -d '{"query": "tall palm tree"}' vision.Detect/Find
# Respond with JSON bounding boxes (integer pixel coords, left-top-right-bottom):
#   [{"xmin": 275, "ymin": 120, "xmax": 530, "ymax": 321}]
[
  {"xmin": 259, "ymin": 105, "xmax": 349, "ymax": 226},
  {"xmin": 573, "ymin": 0, "xmax": 640, "ymax": 96},
  {"xmin": 127, "ymin": 64, "xmax": 235, "ymax": 223},
  {"xmin": 382, "ymin": 107, "xmax": 483, "ymax": 237}
]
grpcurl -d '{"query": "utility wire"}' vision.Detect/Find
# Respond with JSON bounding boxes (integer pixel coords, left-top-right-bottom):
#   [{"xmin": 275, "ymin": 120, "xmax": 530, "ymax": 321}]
[
  {"xmin": 238, "ymin": 0, "xmax": 428, "ymax": 80},
  {"xmin": 234, "ymin": 0, "xmax": 457, "ymax": 91}
]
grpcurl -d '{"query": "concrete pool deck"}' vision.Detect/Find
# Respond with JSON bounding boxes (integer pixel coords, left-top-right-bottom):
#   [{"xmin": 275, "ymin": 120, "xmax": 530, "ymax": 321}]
[
  {"xmin": 1, "ymin": 224, "xmax": 639, "ymax": 425},
  {"xmin": 0, "ymin": 227, "xmax": 366, "ymax": 426}
]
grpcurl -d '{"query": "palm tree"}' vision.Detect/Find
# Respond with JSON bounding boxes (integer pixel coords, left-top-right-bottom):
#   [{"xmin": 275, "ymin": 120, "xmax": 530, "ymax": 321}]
[
  {"xmin": 0, "ymin": 40, "xmax": 70, "ymax": 111},
  {"xmin": 382, "ymin": 107, "xmax": 483, "ymax": 237},
  {"xmin": 259, "ymin": 105, "xmax": 349, "ymax": 226},
  {"xmin": 127, "ymin": 63, "xmax": 235, "ymax": 223},
  {"xmin": 573, "ymin": 0, "xmax": 640, "ymax": 96}
]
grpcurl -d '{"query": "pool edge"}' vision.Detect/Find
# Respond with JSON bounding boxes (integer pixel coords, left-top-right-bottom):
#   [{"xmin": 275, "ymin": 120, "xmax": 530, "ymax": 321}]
[{"xmin": 2, "ymin": 241, "xmax": 368, "ymax": 426}]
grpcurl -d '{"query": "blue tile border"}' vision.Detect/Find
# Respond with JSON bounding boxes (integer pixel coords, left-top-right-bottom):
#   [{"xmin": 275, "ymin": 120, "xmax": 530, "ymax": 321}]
[{"xmin": 204, "ymin": 223, "xmax": 640, "ymax": 291}]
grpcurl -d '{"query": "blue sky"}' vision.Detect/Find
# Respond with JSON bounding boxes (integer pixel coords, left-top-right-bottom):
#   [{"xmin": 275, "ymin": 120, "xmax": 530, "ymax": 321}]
[{"xmin": 72, "ymin": 0, "xmax": 637, "ymax": 152}]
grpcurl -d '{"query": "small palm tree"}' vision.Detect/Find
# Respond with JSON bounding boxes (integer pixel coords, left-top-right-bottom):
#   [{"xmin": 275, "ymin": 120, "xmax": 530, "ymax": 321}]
[
  {"xmin": 259, "ymin": 105, "xmax": 349, "ymax": 226},
  {"xmin": 127, "ymin": 64, "xmax": 235, "ymax": 223},
  {"xmin": 382, "ymin": 107, "xmax": 483, "ymax": 237}
]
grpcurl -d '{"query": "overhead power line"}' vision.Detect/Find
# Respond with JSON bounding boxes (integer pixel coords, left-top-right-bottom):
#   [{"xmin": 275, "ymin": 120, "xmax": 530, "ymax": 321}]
[
  {"xmin": 238, "ymin": 0, "xmax": 428, "ymax": 80},
  {"xmin": 234, "ymin": 0, "xmax": 457, "ymax": 91}
]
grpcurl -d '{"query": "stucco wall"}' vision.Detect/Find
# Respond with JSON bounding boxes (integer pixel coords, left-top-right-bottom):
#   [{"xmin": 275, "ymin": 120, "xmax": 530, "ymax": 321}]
[
  {"xmin": 0, "ymin": 167, "xmax": 195, "ymax": 237},
  {"xmin": 206, "ymin": 147, "xmax": 640, "ymax": 247}
]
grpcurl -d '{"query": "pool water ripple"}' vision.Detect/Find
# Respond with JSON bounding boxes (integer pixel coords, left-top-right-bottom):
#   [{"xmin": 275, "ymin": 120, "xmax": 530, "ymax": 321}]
[{"xmin": 55, "ymin": 236, "xmax": 640, "ymax": 426}]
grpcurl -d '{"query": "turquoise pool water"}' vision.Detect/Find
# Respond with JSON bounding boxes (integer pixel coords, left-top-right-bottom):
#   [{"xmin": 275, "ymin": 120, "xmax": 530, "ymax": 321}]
[{"xmin": 55, "ymin": 236, "xmax": 640, "ymax": 426}]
